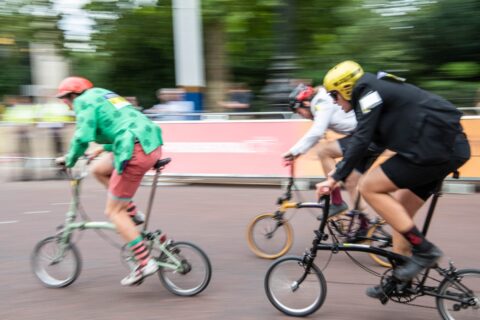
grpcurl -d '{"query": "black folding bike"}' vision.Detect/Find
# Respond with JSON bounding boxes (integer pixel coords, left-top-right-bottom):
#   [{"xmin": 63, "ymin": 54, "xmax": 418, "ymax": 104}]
[{"xmin": 264, "ymin": 180, "xmax": 479, "ymax": 319}]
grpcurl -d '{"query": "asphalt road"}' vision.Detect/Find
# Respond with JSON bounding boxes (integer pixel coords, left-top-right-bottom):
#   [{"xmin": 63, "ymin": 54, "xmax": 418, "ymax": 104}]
[{"xmin": 1, "ymin": 177, "xmax": 479, "ymax": 320}]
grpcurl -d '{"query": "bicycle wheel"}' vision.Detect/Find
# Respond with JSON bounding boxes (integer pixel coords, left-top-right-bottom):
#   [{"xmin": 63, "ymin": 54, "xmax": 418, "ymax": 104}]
[
  {"xmin": 366, "ymin": 222, "xmax": 393, "ymax": 268},
  {"xmin": 265, "ymin": 256, "xmax": 327, "ymax": 317},
  {"xmin": 436, "ymin": 268, "xmax": 480, "ymax": 320},
  {"xmin": 246, "ymin": 213, "xmax": 293, "ymax": 259},
  {"xmin": 31, "ymin": 236, "xmax": 81, "ymax": 288},
  {"xmin": 158, "ymin": 241, "xmax": 211, "ymax": 296}
]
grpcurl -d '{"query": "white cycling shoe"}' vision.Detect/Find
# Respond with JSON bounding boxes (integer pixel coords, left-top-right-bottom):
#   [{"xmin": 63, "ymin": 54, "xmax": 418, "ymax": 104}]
[{"xmin": 121, "ymin": 259, "xmax": 159, "ymax": 286}]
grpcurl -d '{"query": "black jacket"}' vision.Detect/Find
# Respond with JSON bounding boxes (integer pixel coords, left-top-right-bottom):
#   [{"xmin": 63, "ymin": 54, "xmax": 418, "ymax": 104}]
[{"xmin": 333, "ymin": 72, "xmax": 463, "ymax": 182}]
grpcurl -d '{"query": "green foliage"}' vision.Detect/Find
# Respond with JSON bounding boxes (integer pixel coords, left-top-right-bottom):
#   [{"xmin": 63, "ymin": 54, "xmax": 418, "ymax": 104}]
[
  {"xmin": 438, "ymin": 62, "xmax": 480, "ymax": 79},
  {"xmin": 419, "ymin": 80, "xmax": 479, "ymax": 109},
  {"xmin": 84, "ymin": 3, "xmax": 175, "ymax": 108},
  {"xmin": 0, "ymin": 0, "xmax": 62, "ymax": 99},
  {"xmin": 1, "ymin": 0, "xmax": 479, "ymax": 109}
]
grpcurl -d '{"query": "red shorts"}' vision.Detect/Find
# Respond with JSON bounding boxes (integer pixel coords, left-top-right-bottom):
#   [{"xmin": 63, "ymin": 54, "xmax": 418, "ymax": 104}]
[{"xmin": 108, "ymin": 144, "xmax": 162, "ymax": 201}]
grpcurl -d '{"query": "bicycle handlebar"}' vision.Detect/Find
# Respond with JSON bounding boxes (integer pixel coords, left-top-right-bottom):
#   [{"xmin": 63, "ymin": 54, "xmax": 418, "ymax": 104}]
[{"xmin": 55, "ymin": 156, "xmax": 91, "ymax": 181}]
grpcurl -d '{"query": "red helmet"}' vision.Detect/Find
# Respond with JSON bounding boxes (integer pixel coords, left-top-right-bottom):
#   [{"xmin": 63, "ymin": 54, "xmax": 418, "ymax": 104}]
[
  {"xmin": 56, "ymin": 77, "xmax": 93, "ymax": 98},
  {"xmin": 288, "ymin": 84, "xmax": 315, "ymax": 112}
]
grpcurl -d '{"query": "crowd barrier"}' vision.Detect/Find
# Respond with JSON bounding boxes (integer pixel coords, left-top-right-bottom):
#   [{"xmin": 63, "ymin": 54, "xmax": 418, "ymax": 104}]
[{"xmin": 1, "ymin": 115, "xmax": 479, "ymax": 183}]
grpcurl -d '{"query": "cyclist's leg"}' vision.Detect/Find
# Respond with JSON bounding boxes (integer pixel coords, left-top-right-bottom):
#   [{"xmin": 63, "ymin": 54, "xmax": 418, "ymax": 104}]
[
  {"xmin": 107, "ymin": 144, "xmax": 162, "ymax": 285},
  {"xmin": 358, "ymin": 166, "xmax": 415, "ymax": 235},
  {"xmin": 317, "ymin": 139, "xmax": 342, "ymax": 177},
  {"xmin": 105, "ymin": 197, "xmax": 139, "ymax": 241},
  {"xmin": 392, "ymin": 189, "xmax": 424, "ymax": 256},
  {"xmin": 91, "ymin": 152, "xmax": 114, "ymax": 188},
  {"xmin": 344, "ymin": 170, "xmax": 367, "ymax": 211},
  {"xmin": 317, "ymin": 139, "xmax": 347, "ymax": 214},
  {"xmin": 360, "ymin": 156, "xmax": 458, "ymax": 282},
  {"xmin": 92, "ymin": 152, "xmax": 143, "ymax": 223}
]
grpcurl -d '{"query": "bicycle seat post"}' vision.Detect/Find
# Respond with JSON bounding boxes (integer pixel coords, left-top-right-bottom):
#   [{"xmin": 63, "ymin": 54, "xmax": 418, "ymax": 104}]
[
  {"xmin": 143, "ymin": 167, "xmax": 161, "ymax": 231},
  {"xmin": 142, "ymin": 157, "xmax": 171, "ymax": 231},
  {"xmin": 422, "ymin": 181, "xmax": 443, "ymax": 236}
]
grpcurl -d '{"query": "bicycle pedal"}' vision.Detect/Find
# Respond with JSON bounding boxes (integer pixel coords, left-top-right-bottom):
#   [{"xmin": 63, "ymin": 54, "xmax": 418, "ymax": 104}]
[{"xmin": 380, "ymin": 294, "xmax": 389, "ymax": 305}]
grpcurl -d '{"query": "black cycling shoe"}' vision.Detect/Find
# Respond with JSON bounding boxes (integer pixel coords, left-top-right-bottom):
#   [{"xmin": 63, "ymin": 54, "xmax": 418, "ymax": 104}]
[
  {"xmin": 317, "ymin": 201, "xmax": 348, "ymax": 220},
  {"xmin": 366, "ymin": 283, "xmax": 393, "ymax": 304},
  {"xmin": 366, "ymin": 285, "xmax": 384, "ymax": 299},
  {"xmin": 393, "ymin": 245, "xmax": 443, "ymax": 282},
  {"xmin": 347, "ymin": 226, "xmax": 369, "ymax": 243}
]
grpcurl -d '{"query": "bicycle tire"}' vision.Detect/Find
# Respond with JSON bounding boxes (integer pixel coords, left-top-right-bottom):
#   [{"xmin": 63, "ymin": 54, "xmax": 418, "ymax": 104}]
[
  {"xmin": 436, "ymin": 268, "xmax": 480, "ymax": 320},
  {"xmin": 366, "ymin": 222, "xmax": 393, "ymax": 268},
  {"xmin": 158, "ymin": 241, "xmax": 211, "ymax": 296},
  {"xmin": 265, "ymin": 256, "xmax": 327, "ymax": 317},
  {"xmin": 31, "ymin": 236, "xmax": 82, "ymax": 288},
  {"xmin": 246, "ymin": 213, "xmax": 293, "ymax": 259}
]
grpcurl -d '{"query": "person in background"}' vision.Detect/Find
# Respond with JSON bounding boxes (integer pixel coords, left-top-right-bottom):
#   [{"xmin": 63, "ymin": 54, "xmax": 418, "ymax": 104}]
[
  {"xmin": 283, "ymin": 84, "xmax": 382, "ymax": 217},
  {"xmin": 55, "ymin": 76, "xmax": 164, "ymax": 286},
  {"xmin": 147, "ymin": 88, "xmax": 193, "ymax": 121},
  {"xmin": 218, "ymin": 83, "xmax": 252, "ymax": 113},
  {"xmin": 316, "ymin": 61, "xmax": 470, "ymax": 299},
  {"xmin": 124, "ymin": 96, "xmax": 143, "ymax": 112}
]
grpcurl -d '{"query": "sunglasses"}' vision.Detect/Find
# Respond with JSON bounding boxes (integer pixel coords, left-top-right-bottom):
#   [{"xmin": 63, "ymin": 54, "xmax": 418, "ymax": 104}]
[{"xmin": 328, "ymin": 91, "xmax": 339, "ymax": 102}]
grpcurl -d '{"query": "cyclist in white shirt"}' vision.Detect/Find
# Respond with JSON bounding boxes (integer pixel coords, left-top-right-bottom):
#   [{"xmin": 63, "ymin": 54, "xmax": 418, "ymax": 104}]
[{"xmin": 283, "ymin": 84, "xmax": 381, "ymax": 216}]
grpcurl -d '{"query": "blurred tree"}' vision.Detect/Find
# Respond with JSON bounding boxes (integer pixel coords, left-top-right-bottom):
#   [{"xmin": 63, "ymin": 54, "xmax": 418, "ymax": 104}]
[
  {"xmin": 409, "ymin": 0, "xmax": 480, "ymax": 107},
  {"xmin": 411, "ymin": 0, "xmax": 480, "ymax": 74},
  {"xmin": 82, "ymin": 1, "xmax": 175, "ymax": 108},
  {"xmin": 0, "ymin": 0, "xmax": 63, "ymax": 100},
  {"xmin": 67, "ymin": 0, "xmax": 479, "ymax": 111}
]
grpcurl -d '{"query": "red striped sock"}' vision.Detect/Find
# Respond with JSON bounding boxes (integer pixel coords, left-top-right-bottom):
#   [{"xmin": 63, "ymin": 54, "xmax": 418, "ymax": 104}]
[
  {"xmin": 130, "ymin": 241, "xmax": 150, "ymax": 267},
  {"xmin": 127, "ymin": 201, "xmax": 137, "ymax": 217}
]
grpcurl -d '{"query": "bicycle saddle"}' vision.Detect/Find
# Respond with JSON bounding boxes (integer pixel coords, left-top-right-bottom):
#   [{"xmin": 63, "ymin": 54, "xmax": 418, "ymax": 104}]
[{"xmin": 153, "ymin": 157, "xmax": 172, "ymax": 169}]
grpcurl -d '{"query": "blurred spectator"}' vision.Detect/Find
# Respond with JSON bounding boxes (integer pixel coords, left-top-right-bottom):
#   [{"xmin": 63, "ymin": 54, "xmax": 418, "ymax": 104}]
[
  {"xmin": 125, "ymin": 96, "xmax": 143, "ymax": 111},
  {"xmin": 36, "ymin": 102, "xmax": 72, "ymax": 156},
  {"xmin": 218, "ymin": 83, "xmax": 252, "ymax": 112},
  {"xmin": 145, "ymin": 88, "xmax": 194, "ymax": 120},
  {"xmin": 3, "ymin": 96, "xmax": 35, "ymax": 180}
]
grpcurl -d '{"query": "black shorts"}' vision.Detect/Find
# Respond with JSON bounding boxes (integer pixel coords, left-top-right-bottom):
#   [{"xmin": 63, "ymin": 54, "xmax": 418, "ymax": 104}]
[
  {"xmin": 338, "ymin": 136, "xmax": 384, "ymax": 174},
  {"xmin": 381, "ymin": 133, "xmax": 470, "ymax": 200}
]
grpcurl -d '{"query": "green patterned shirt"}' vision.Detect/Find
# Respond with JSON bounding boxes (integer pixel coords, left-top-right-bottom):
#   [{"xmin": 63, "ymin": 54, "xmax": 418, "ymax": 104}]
[{"xmin": 65, "ymin": 88, "xmax": 163, "ymax": 174}]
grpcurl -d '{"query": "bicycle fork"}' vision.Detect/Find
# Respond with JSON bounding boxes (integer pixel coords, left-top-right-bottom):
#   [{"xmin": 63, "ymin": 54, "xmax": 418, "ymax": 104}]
[{"xmin": 292, "ymin": 231, "xmax": 327, "ymax": 291}]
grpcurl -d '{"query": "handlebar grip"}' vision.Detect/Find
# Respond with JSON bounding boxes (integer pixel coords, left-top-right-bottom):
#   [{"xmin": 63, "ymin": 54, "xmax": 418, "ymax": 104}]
[
  {"xmin": 320, "ymin": 186, "xmax": 330, "ymax": 193},
  {"xmin": 318, "ymin": 194, "xmax": 330, "ymax": 203}
]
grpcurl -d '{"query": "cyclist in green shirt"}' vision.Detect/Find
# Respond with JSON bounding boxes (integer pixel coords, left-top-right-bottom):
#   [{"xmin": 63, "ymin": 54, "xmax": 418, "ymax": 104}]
[{"xmin": 55, "ymin": 77, "xmax": 164, "ymax": 286}]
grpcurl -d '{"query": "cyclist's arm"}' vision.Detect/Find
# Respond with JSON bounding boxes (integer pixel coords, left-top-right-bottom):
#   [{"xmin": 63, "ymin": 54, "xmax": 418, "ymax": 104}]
[
  {"xmin": 332, "ymin": 88, "xmax": 383, "ymax": 181},
  {"xmin": 288, "ymin": 103, "xmax": 335, "ymax": 156},
  {"xmin": 65, "ymin": 104, "xmax": 97, "ymax": 168}
]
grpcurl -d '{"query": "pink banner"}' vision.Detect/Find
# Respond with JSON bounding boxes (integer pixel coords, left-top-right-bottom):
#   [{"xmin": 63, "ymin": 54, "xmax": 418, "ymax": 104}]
[
  {"xmin": 159, "ymin": 120, "xmax": 314, "ymax": 177},
  {"xmin": 156, "ymin": 118, "xmax": 480, "ymax": 179}
]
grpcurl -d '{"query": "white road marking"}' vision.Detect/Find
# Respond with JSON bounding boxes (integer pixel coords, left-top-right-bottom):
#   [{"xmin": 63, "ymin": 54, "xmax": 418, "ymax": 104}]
[
  {"xmin": 23, "ymin": 210, "xmax": 51, "ymax": 215},
  {"xmin": 0, "ymin": 220, "xmax": 18, "ymax": 224},
  {"xmin": 51, "ymin": 202, "xmax": 72, "ymax": 206}
]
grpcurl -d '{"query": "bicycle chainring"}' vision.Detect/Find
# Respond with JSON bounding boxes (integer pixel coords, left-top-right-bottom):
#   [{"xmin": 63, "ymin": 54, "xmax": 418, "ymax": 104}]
[{"xmin": 380, "ymin": 269, "xmax": 421, "ymax": 304}]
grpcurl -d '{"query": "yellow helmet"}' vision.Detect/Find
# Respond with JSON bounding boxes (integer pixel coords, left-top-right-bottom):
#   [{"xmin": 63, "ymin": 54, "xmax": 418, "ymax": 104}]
[{"xmin": 323, "ymin": 61, "xmax": 364, "ymax": 100}]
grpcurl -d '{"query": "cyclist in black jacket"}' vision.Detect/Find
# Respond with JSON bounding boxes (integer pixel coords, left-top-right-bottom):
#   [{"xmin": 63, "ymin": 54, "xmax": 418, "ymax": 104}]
[{"xmin": 316, "ymin": 61, "xmax": 471, "ymax": 299}]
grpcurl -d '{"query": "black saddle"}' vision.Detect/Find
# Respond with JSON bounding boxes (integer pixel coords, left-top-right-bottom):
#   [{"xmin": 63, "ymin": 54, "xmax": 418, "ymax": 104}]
[{"xmin": 153, "ymin": 158, "xmax": 171, "ymax": 169}]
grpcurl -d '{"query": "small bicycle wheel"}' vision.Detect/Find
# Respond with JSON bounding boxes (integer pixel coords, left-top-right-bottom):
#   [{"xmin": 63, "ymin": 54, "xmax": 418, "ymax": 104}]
[
  {"xmin": 31, "ymin": 236, "xmax": 81, "ymax": 288},
  {"xmin": 246, "ymin": 213, "xmax": 293, "ymax": 259},
  {"xmin": 158, "ymin": 241, "xmax": 211, "ymax": 296},
  {"xmin": 265, "ymin": 256, "xmax": 327, "ymax": 317},
  {"xmin": 366, "ymin": 222, "xmax": 393, "ymax": 268},
  {"xmin": 436, "ymin": 268, "xmax": 480, "ymax": 320}
]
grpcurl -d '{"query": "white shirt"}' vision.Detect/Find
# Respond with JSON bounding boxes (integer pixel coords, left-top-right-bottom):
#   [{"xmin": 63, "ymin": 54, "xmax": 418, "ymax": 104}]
[{"xmin": 288, "ymin": 87, "xmax": 357, "ymax": 156}]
